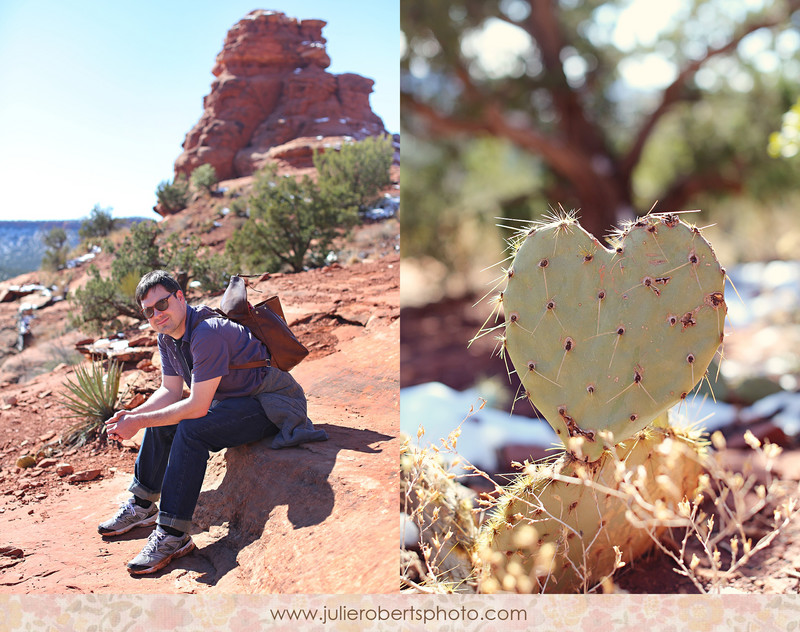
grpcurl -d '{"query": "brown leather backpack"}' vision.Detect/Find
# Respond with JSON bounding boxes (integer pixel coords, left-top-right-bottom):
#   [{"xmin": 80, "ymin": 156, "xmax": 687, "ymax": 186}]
[{"xmin": 215, "ymin": 275, "xmax": 309, "ymax": 372}]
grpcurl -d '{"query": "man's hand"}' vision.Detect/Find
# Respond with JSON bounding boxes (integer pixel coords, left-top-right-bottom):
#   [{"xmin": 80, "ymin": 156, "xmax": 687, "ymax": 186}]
[
  {"xmin": 103, "ymin": 376, "xmax": 221, "ymax": 441},
  {"xmin": 105, "ymin": 410, "xmax": 142, "ymax": 442}
]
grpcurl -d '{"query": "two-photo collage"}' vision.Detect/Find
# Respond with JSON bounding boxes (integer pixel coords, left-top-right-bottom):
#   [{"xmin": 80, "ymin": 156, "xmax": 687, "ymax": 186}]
[{"xmin": 1, "ymin": 0, "xmax": 800, "ymax": 629}]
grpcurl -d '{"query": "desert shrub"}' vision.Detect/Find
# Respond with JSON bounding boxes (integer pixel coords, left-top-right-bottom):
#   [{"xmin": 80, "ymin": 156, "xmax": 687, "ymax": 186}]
[
  {"xmin": 156, "ymin": 175, "xmax": 189, "ymax": 213},
  {"xmin": 40, "ymin": 227, "xmax": 70, "ymax": 272},
  {"xmin": 109, "ymin": 221, "xmax": 162, "ymax": 282},
  {"xmin": 190, "ymin": 250, "xmax": 233, "ymax": 292},
  {"xmin": 314, "ymin": 134, "xmax": 394, "ymax": 212},
  {"xmin": 59, "ymin": 360, "xmax": 121, "ymax": 447},
  {"xmin": 190, "ymin": 164, "xmax": 218, "ymax": 195},
  {"xmin": 160, "ymin": 232, "xmax": 232, "ymax": 292},
  {"xmin": 69, "ymin": 267, "xmax": 135, "ymax": 333},
  {"xmin": 228, "ymin": 197, "xmax": 249, "ymax": 218},
  {"xmin": 69, "ymin": 221, "xmax": 231, "ymax": 333},
  {"xmin": 226, "ymin": 164, "xmax": 358, "ymax": 273},
  {"xmin": 79, "ymin": 205, "xmax": 118, "ymax": 244}
]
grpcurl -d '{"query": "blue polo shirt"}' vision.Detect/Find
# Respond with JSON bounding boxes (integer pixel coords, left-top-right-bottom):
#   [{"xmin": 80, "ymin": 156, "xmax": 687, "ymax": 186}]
[{"xmin": 157, "ymin": 304, "xmax": 271, "ymax": 400}]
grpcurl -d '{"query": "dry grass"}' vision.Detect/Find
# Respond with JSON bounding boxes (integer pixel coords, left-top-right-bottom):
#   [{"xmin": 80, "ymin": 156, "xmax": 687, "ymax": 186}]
[
  {"xmin": 643, "ymin": 429, "xmax": 798, "ymax": 593},
  {"xmin": 400, "ymin": 405, "xmax": 799, "ymax": 594}
]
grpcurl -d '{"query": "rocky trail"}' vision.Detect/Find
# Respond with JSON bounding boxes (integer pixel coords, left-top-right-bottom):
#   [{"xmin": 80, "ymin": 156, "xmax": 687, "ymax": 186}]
[{"xmin": 0, "ymin": 246, "xmax": 399, "ymax": 594}]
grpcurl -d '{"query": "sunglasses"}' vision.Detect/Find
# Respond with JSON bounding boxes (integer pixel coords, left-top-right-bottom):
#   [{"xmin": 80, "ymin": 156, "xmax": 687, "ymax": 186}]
[{"xmin": 142, "ymin": 291, "xmax": 178, "ymax": 319}]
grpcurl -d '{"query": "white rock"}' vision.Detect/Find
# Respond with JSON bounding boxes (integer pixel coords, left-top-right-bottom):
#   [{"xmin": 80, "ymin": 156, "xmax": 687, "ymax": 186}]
[
  {"xmin": 400, "ymin": 382, "xmax": 556, "ymax": 473},
  {"xmin": 741, "ymin": 390, "xmax": 800, "ymax": 436}
]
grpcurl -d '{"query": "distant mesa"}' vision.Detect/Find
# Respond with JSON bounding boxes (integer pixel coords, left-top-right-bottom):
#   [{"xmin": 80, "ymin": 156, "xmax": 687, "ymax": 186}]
[{"xmin": 169, "ymin": 9, "xmax": 387, "ymax": 214}]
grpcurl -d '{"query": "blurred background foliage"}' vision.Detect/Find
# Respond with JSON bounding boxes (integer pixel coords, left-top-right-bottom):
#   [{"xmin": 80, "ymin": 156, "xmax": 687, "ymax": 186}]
[{"xmin": 401, "ymin": 0, "xmax": 800, "ymax": 304}]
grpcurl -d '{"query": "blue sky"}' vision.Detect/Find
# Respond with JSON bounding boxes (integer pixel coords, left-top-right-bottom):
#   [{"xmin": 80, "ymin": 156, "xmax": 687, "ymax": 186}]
[{"xmin": 0, "ymin": 1, "xmax": 399, "ymax": 221}]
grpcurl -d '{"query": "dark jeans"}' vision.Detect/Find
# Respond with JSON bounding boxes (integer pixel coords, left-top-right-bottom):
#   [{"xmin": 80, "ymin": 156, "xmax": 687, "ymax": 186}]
[{"xmin": 129, "ymin": 396, "xmax": 279, "ymax": 532}]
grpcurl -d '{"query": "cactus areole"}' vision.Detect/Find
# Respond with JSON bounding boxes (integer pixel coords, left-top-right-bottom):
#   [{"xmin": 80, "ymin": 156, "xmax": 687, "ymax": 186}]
[{"xmin": 503, "ymin": 212, "xmax": 726, "ymax": 462}]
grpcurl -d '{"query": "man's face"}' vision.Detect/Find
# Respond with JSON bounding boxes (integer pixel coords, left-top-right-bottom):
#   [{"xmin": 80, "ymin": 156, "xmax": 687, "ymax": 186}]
[{"xmin": 141, "ymin": 285, "xmax": 186, "ymax": 338}]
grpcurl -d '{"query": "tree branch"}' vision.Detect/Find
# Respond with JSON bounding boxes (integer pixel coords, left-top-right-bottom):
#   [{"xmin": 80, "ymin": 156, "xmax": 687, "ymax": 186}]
[
  {"xmin": 524, "ymin": 0, "xmax": 609, "ymax": 155},
  {"xmin": 403, "ymin": 93, "xmax": 592, "ymax": 183},
  {"xmin": 658, "ymin": 168, "xmax": 744, "ymax": 212},
  {"xmin": 401, "ymin": 94, "xmax": 495, "ymax": 136},
  {"xmin": 622, "ymin": 2, "xmax": 800, "ymax": 179},
  {"xmin": 403, "ymin": 92, "xmax": 626, "ymax": 235}
]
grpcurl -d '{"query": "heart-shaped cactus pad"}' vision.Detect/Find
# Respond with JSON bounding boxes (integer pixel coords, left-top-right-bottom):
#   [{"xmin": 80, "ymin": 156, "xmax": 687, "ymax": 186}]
[{"xmin": 500, "ymin": 212, "xmax": 726, "ymax": 461}]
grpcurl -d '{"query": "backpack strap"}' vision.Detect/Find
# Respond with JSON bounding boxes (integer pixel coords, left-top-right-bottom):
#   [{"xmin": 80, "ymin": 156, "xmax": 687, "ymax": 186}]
[
  {"xmin": 229, "ymin": 359, "xmax": 271, "ymax": 370},
  {"xmin": 193, "ymin": 306, "xmax": 271, "ymax": 371}
]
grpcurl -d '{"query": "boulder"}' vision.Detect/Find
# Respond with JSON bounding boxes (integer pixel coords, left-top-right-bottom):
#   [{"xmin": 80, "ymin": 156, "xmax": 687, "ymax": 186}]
[{"xmin": 189, "ymin": 306, "xmax": 399, "ymax": 593}]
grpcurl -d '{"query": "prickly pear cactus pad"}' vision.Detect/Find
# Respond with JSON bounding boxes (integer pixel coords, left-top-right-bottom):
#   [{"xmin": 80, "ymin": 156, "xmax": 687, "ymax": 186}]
[
  {"xmin": 475, "ymin": 424, "xmax": 706, "ymax": 593},
  {"xmin": 500, "ymin": 212, "xmax": 726, "ymax": 461}
]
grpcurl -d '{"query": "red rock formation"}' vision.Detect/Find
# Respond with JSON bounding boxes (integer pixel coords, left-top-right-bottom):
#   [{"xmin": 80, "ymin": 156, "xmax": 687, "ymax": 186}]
[{"xmin": 173, "ymin": 10, "xmax": 386, "ymax": 190}]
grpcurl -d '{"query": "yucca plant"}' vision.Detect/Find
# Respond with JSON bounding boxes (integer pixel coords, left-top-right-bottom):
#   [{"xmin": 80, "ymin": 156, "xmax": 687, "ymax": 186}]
[{"xmin": 59, "ymin": 359, "xmax": 122, "ymax": 447}]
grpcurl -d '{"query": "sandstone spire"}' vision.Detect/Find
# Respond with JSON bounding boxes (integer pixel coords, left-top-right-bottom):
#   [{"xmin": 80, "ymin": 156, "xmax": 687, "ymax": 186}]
[{"xmin": 174, "ymin": 10, "xmax": 386, "ymax": 184}]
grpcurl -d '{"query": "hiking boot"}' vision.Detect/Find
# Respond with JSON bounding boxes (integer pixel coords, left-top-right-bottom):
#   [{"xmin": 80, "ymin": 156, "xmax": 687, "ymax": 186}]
[
  {"xmin": 97, "ymin": 498, "xmax": 157, "ymax": 536},
  {"xmin": 127, "ymin": 526, "xmax": 195, "ymax": 575}
]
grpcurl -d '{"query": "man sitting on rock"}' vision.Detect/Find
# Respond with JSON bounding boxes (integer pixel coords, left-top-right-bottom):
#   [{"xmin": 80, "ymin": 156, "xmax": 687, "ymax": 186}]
[{"xmin": 98, "ymin": 270, "xmax": 327, "ymax": 575}]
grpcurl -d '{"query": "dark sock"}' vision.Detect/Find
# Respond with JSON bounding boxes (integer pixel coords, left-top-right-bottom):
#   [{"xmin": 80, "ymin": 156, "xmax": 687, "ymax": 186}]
[
  {"xmin": 160, "ymin": 525, "xmax": 184, "ymax": 537},
  {"xmin": 133, "ymin": 496, "xmax": 152, "ymax": 509}
]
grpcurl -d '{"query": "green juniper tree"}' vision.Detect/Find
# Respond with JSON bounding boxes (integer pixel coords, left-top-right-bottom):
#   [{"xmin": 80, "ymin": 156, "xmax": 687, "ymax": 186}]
[
  {"xmin": 156, "ymin": 175, "xmax": 190, "ymax": 213},
  {"xmin": 190, "ymin": 164, "xmax": 218, "ymax": 195},
  {"xmin": 41, "ymin": 227, "xmax": 70, "ymax": 272},
  {"xmin": 227, "ymin": 136, "xmax": 393, "ymax": 273},
  {"xmin": 314, "ymin": 135, "xmax": 394, "ymax": 212},
  {"xmin": 79, "ymin": 205, "xmax": 118, "ymax": 244},
  {"xmin": 402, "ymin": 0, "xmax": 800, "ymax": 264},
  {"xmin": 227, "ymin": 164, "xmax": 358, "ymax": 273}
]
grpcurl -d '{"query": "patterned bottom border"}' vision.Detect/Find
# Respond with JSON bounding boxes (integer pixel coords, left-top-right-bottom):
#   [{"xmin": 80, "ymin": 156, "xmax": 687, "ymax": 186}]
[{"xmin": 2, "ymin": 594, "xmax": 799, "ymax": 630}]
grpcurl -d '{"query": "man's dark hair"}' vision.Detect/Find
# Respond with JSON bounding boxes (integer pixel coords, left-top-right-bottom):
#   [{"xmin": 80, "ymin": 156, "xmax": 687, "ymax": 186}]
[{"xmin": 135, "ymin": 270, "xmax": 183, "ymax": 307}]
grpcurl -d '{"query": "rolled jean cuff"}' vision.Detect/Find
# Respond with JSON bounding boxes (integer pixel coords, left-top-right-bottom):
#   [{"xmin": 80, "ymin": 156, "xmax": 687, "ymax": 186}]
[
  {"xmin": 128, "ymin": 477, "xmax": 161, "ymax": 503},
  {"xmin": 157, "ymin": 510, "xmax": 193, "ymax": 534}
]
